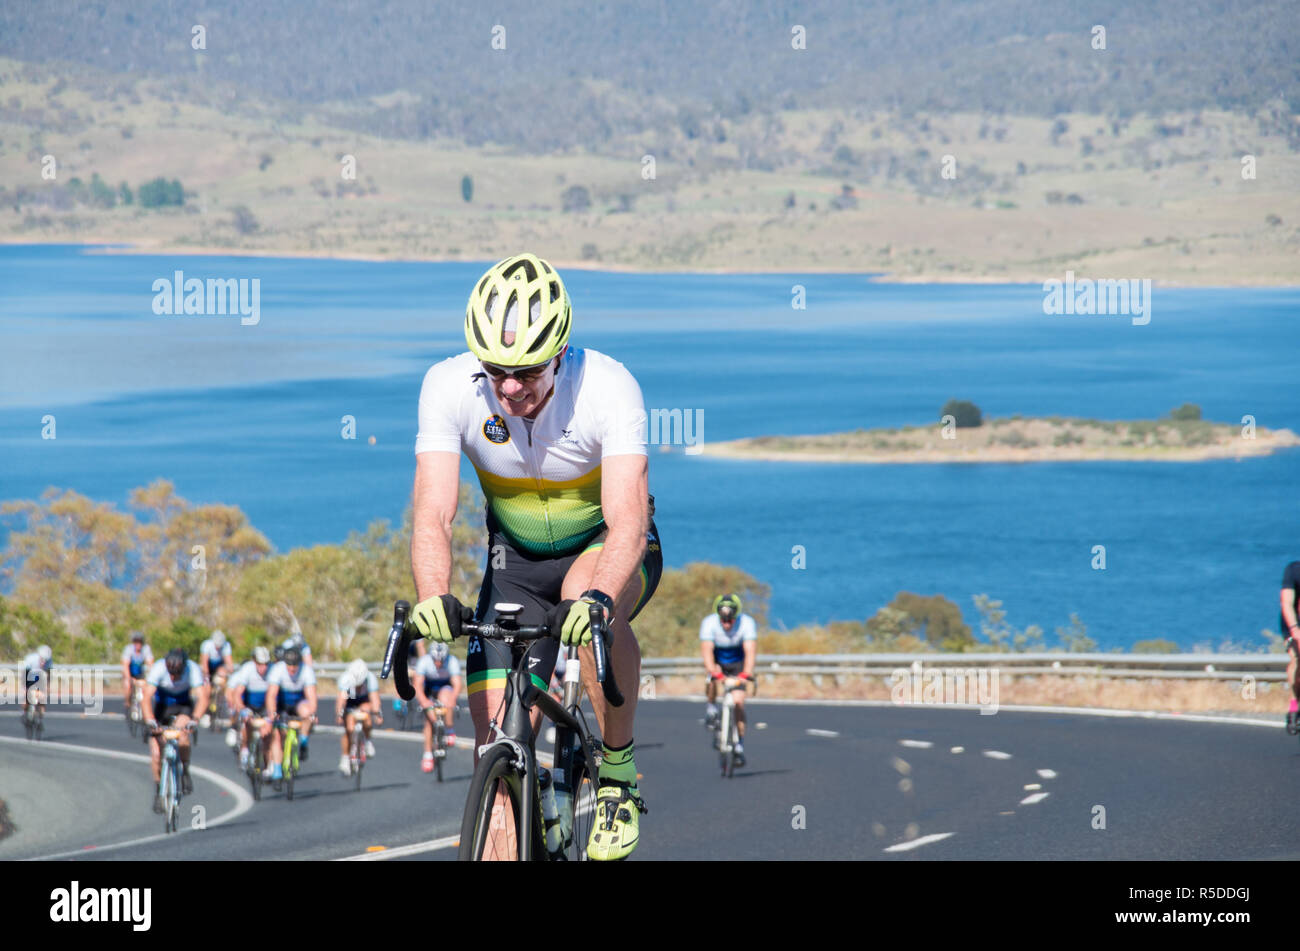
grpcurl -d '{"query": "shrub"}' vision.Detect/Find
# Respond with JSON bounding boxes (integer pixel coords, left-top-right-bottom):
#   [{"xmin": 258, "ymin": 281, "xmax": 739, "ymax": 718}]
[
  {"xmin": 461, "ymin": 174, "xmax": 473, "ymax": 202},
  {"xmin": 138, "ymin": 177, "xmax": 184, "ymax": 208},
  {"xmin": 940, "ymin": 399, "xmax": 982, "ymax": 428},
  {"xmin": 1169, "ymin": 403, "xmax": 1202, "ymax": 421}
]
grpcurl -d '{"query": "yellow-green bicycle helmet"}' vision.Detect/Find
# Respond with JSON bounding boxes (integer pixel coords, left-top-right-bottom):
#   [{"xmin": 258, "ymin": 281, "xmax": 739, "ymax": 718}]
[{"xmin": 465, "ymin": 253, "xmax": 572, "ymax": 366}]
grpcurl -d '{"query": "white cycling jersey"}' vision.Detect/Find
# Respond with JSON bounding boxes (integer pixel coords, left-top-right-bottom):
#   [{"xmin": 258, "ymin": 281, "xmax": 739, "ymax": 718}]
[
  {"xmin": 700, "ymin": 613, "xmax": 757, "ymax": 666},
  {"xmin": 280, "ymin": 637, "xmax": 312, "ymax": 662},
  {"xmin": 228, "ymin": 661, "xmax": 273, "ymax": 708},
  {"xmin": 146, "ymin": 659, "xmax": 206, "ymax": 702},
  {"xmin": 199, "ymin": 639, "xmax": 232, "ymax": 666},
  {"xmin": 268, "ymin": 660, "xmax": 316, "ymax": 693},
  {"xmin": 415, "ymin": 347, "xmax": 647, "ymax": 556},
  {"xmin": 337, "ymin": 671, "xmax": 380, "ymax": 700},
  {"xmin": 415, "ymin": 653, "xmax": 461, "ymax": 682},
  {"xmin": 121, "ymin": 644, "xmax": 155, "ymax": 667}
]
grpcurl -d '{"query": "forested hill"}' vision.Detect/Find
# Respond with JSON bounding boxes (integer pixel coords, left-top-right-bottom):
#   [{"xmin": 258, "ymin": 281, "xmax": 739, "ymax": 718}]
[{"xmin": 2, "ymin": 0, "xmax": 1296, "ymax": 150}]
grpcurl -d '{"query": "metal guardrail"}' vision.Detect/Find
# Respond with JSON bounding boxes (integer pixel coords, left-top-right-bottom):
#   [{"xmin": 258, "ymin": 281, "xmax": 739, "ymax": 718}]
[{"xmin": 2, "ymin": 653, "xmax": 1288, "ymax": 684}]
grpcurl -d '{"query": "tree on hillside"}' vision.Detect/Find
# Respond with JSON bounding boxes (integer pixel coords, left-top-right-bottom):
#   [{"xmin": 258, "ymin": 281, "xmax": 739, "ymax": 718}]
[
  {"xmin": 461, "ymin": 174, "xmax": 473, "ymax": 202},
  {"xmin": 561, "ymin": 185, "xmax": 591, "ymax": 213},
  {"xmin": 866, "ymin": 592, "xmax": 974, "ymax": 651},
  {"xmin": 632, "ymin": 562, "xmax": 770, "ymax": 659},
  {"xmin": 1168, "ymin": 403, "xmax": 1201, "ymax": 421},
  {"xmin": 138, "ymin": 177, "xmax": 184, "ymax": 208}
]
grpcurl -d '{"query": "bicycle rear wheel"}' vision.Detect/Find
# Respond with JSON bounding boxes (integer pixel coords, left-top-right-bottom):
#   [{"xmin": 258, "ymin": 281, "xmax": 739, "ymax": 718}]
[
  {"xmin": 23, "ymin": 709, "xmax": 33, "ymax": 741},
  {"xmin": 34, "ymin": 710, "xmax": 43, "ymax": 742},
  {"xmin": 434, "ymin": 720, "xmax": 445, "ymax": 783},
  {"xmin": 458, "ymin": 744, "xmax": 530, "ymax": 861},
  {"xmin": 353, "ymin": 727, "xmax": 364, "ymax": 791}
]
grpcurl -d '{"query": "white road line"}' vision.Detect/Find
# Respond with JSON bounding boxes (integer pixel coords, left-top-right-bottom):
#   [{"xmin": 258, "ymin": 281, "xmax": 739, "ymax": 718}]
[
  {"xmin": 982, "ymin": 750, "xmax": 1013, "ymax": 760},
  {"xmin": 950, "ymin": 746, "xmax": 964, "ymax": 753},
  {"xmin": 336, "ymin": 834, "xmax": 460, "ymax": 861},
  {"xmin": 1, "ymin": 735, "xmax": 255, "ymax": 861},
  {"xmin": 883, "ymin": 832, "xmax": 955, "ymax": 853},
  {"xmin": 899, "ymin": 739, "xmax": 933, "ymax": 748},
  {"xmin": 1023, "ymin": 783, "xmax": 1041, "ymax": 791},
  {"xmin": 1019, "ymin": 792, "xmax": 1050, "ymax": 805},
  {"xmin": 1037, "ymin": 768, "xmax": 1057, "ymax": 779},
  {"xmin": 805, "ymin": 728, "xmax": 839, "ymax": 738},
  {"xmin": 647, "ymin": 696, "xmax": 1285, "ymax": 730}
]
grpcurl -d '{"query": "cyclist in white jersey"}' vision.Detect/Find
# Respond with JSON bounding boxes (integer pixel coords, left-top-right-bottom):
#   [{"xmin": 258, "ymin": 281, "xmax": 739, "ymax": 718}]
[
  {"xmin": 266, "ymin": 646, "xmax": 318, "ymax": 775},
  {"xmin": 143, "ymin": 649, "xmax": 209, "ymax": 810},
  {"xmin": 414, "ymin": 642, "xmax": 462, "ymax": 772},
  {"xmin": 120, "ymin": 631, "xmax": 154, "ymax": 713},
  {"xmin": 23, "ymin": 645, "xmax": 53, "ymax": 712},
  {"xmin": 227, "ymin": 647, "xmax": 275, "ymax": 772},
  {"xmin": 700, "ymin": 594, "xmax": 757, "ymax": 765},
  {"xmin": 409, "ymin": 252, "xmax": 661, "ymax": 860},
  {"xmin": 336, "ymin": 659, "xmax": 382, "ymax": 775},
  {"xmin": 199, "ymin": 630, "xmax": 233, "ymax": 682}
]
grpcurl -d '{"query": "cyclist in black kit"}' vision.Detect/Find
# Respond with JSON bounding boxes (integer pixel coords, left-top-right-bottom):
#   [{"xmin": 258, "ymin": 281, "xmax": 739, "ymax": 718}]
[{"xmin": 1281, "ymin": 561, "xmax": 1300, "ymax": 731}]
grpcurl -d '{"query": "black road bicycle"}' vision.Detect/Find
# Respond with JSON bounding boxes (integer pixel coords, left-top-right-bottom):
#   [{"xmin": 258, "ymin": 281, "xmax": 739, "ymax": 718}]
[{"xmin": 381, "ymin": 599, "xmax": 622, "ymax": 861}]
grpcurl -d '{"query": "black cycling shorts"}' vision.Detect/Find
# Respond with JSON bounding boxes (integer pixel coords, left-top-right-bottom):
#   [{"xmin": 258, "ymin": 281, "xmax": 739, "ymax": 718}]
[{"xmin": 466, "ymin": 513, "xmax": 662, "ymax": 700}]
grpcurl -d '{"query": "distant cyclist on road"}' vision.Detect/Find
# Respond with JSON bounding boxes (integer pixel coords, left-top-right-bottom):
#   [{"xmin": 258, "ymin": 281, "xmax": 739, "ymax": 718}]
[
  {"xmin": 280, "ymin": 632, "xmax": 313, "ymax": 667},
  {"xmin": 199, "ymin": 630, "xmax": 233, "ymax": 682},
  {"xmin": 120, "ymin": 631, "xmax": 154, "ymax": 714},
  {"xmin": 701, "ymin": 594, "xmax": 756, "ymax": 766},
  {"xmin": 142, "ymin": 648, "xmax": 209, "ymax": 812},
  {"xmin": 414, "ymin": 642, "xmax": 462, "ymax": 772},
  {"xmin": 23, "ymin": 645, "xmax": 53, "ymax": 716},
  {"xmin": 408, "ymin": 252, "xmax": 661, "ymax": 860},
  {"xmin": 1282, "ymin": 561, "xmax": 1300, "ymax": 731},
  {"xmin": 227, "ymin": 646, "xmax": 275, "ymax": 774},
  {"xmin": 336, "ymin": 659, "xmax": 382, "ymax": 776},
  {"xmin": 267, "ymin": 646, "xmax": 318, "ymax": 764}
]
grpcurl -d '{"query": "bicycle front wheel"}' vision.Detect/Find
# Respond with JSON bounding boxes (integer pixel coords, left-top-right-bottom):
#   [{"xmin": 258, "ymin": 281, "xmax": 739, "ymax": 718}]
[
  {"xmin": 458, "ymin": 744, "xmax": 529, "ymax": 861},
  {"xmin": 434, "ymin": 722, "xmax": 445, "ymax": 782},
  {"xmin": 566, "ymin": 753, "xmax": 597, "ymax": 861}
]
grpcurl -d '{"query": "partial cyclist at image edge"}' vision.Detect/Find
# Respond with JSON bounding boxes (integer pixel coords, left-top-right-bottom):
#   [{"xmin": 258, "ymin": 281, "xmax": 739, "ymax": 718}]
[
  {"xmin": 409, "ymin": 251, "xmax": 662, "ymax": 860},
  {"xmin": 701, "ymin": 593, "xmax": 757, "ymax": 766},
  {"xmin": 1282, "ymin": 561, "xmax": 1300, "ymax": 732}
]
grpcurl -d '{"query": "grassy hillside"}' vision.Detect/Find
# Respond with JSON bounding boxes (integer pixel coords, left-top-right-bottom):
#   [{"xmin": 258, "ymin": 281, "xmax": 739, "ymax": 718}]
[{"xmin": 2, "ymin": 57, "xmax": 1298, "ymax": 282}]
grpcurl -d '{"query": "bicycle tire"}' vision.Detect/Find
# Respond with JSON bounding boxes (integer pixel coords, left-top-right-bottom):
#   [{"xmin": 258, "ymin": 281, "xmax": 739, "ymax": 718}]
[
  {"xmin": 353, "ymin": 725, "xmax": 364, "ymax": 792},
  {"xmin": 249, "ymin": 736, "xmax": 263, "ymax": 801},
  {"xmin": 23, "ymin": 709, "xmax": 33, "ymax": 742},
  {"xmin": 34, "ymin": 710, "xmax": 43, "ymax": 742},
  {"xmin": 566, "ymin": 752, "xmax": 597, "ymax": 862},
  {"xmin": 458, "ymin": 744, "xmax": 529, "ymax": 861},
  {"xmin": 718, "ymin": 705, "xmax": 731, "ymax": 777},
  {"xmin": 162, "ymin": 761, "xmax": 176, "ymax": 833},
  {"xmin": 725, "ymin": 721, "xmax": 738, "ymax": 778},
  {"xmin": 434, "ymin": 720, "xmax": 445, "ymax": 783},
  {"xmin": 285, "ymin": 733, "xmax": 296, "ymax": 801},
  {"xmin": 128, "ymin": 710, "xmax": 138, "ymax": 737}
]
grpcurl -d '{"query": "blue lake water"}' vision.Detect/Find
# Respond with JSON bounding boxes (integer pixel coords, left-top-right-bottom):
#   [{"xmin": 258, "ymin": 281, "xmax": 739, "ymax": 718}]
[{"xmin": 1, "ymin": 244, "xmax": 1297, "ymax": 649}]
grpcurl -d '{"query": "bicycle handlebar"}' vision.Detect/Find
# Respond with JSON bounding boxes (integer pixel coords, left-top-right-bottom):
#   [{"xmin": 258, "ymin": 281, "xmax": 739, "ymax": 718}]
[{"xmin": 381, "ymin": 599, "xmax": 623, "ymax": 708}]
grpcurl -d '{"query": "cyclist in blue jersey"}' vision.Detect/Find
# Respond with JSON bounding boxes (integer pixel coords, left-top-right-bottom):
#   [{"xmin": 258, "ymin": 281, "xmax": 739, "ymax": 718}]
[
  {"xmin": 142, "ymin": 649, "xmax": 209, "ymax": 811},
  {"xmin": 700, "ymin": 594, "xmax": 757, "ymax": 765},
  {"xmin": 120, "ymin": 631, "xmax": 154, "ymax": 714}
]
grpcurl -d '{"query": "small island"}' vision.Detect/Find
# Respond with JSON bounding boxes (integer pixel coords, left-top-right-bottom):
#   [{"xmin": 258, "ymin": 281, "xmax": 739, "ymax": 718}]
[{"xmin": 702, "ymin": 402, "xmax": 1300, "ymax": 464}]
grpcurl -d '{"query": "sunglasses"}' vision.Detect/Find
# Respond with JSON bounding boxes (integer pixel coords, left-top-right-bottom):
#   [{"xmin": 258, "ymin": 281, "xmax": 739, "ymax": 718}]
[{"xmin": 480, "ymin": 361, "xmax": 551, "ymax": 383}]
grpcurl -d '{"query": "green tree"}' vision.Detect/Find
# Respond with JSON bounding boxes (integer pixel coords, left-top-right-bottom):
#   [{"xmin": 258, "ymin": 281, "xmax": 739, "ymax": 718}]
[
  {"xmin": 118, "ymin": 181, "xmax": 133, "ymax": 205},
  {"xmin": 972, "ymin": 594, "xmax": 1043, "ymax": 652},
  {"xmin": 138, "ymin": 177, "xmax": 184, "ymax": 208},
  {"xmin": 1169, "ymin": 403, "xmax": 1202, "ymax": 421},
  {"xmin": 867, "ymin": 592, "xmax": 974, "ymax": 651},
  {"xmin": 89, "ymin": 173, "xmax": 116, "ymax": 208},
  {"xmin": 561, "ymin": 185, "xmax": 591, "ymax": 213},
  {"xmin": 941, "ymin": 399, "xmax": 983, "ymax": 428},
  {"xmin": 461, "ymin": 174, "xmax": 473, "ymax": 202}
]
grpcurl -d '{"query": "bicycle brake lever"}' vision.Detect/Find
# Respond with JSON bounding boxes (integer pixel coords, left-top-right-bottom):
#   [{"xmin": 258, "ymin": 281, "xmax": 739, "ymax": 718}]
[
  {"xmin": 590, "ymin": 603, "xmax": 624, "ymax": 709},
  {"xmin": 382, "ymin": 601, "xmax": 416, "ymax": 702}
]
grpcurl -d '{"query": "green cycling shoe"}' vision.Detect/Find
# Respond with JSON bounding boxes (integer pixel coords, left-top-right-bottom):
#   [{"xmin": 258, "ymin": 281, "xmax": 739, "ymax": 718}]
[{"xmin": 587, "ymin": 780, "xmax": 648, "ymax": 861}]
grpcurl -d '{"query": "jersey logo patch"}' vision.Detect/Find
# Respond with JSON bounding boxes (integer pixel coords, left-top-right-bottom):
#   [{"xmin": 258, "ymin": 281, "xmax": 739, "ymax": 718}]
[{"xmin": 483, "ymin": 415, "xmax": 511, "ymax": 444}]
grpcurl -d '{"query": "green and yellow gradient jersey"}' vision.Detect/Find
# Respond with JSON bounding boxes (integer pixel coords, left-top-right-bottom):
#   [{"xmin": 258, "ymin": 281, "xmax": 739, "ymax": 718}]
[{"xmin": 415, "ymin": 348, "xmax": 647, "ymax": 556}]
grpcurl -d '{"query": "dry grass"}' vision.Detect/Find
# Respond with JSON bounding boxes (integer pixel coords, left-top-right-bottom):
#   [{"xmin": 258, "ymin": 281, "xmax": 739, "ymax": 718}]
[{"xmin": 3, "ymin": 58, "xmax": 1298, "ymax": 284}]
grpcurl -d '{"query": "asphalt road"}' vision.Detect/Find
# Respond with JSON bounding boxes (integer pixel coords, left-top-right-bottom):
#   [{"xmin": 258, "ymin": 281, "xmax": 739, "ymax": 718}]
[{"xmin": 1, "ymin": 698, "xmax": 1295, "ymax": 860}]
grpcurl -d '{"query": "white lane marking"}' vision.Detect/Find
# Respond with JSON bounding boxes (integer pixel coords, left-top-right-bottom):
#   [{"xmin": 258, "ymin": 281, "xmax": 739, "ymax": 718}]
[
  {"xmin": 805, "ymin": 729, "xmax": 839, "ymax": 737},
  {"xmin": 1020, "ymin": 792, "xmax": 1050, "ymax": 805},
  {"xmin": 1024, "ymin": 783, "xmax": 1041, "ymax": 791},
  {"xmin": 883, "ymin": 832, "xmax": 955, "ymax": 853},
  {"xmin": 982, "ymin": 750, "xmax": 1013, "ymax": 760},
  {"xmin": 950, "ymin": 746, "xmax": 964, "ymax": 753},
  {"xmin": 1, "ymin": 734, "xmax": 254, "ymax": 861},
  {"xmin": 899, "ymin": 739, "xmax": 933, "ymax": 748},
  {"xmin": 1037, "ymin": 768, "xmax": 1057, "ymax": 779},
  {"xmin": 647, "ymin": 696, "xmax": 1285, "ymax": 730},
  {"xmin": 336, "ymin": 834, "xmax": 460, "ymax": 861}
]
